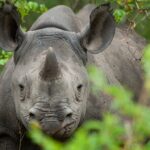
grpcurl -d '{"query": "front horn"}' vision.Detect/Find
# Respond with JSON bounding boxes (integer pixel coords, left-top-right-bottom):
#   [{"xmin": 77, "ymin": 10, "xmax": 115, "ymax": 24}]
[{"xmin": 40, "ymin": 47, "xmax": 61, "ymax": 81}]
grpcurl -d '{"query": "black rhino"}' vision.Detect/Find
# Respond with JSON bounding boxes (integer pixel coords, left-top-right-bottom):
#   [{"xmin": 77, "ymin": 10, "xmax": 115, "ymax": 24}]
[{"xmin": 0, "ymin": 3, "xmax": 146, "ymax": 150}]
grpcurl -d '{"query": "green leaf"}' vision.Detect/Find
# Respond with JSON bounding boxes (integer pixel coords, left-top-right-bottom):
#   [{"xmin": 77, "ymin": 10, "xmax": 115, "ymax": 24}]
[{"xmin": 113, "ymin": 9, "xmax": 127, "ymax": 23}]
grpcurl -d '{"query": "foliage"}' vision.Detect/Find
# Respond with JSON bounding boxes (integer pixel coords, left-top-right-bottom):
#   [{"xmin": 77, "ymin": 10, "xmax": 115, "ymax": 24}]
[
  {"xmin": 0, "ymin": 49, "xmax": 12, "ymax": 65},
  {"xmin": 98, "ymin": 0, "xmax": 150, "ymax": 40},
  {"xmin": 0, "ymin": 49, "xmax": 12, "ymax": 72},
  {"xmin": 0, "ymin": 0, "xmax": 47, "ymax": 19}
]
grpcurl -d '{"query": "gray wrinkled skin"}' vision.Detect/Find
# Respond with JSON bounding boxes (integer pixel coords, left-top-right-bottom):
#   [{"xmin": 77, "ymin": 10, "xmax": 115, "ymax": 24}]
[
  {"xmin": 78, "ymin": 5, "xmax": 146, "ymax": 121},
  {"xmin": 0, "ymin": 3, "xmax": 146, "ymax": 150}
]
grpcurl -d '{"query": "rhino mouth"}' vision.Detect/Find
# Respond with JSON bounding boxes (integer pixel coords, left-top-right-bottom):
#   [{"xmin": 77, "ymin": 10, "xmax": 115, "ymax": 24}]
[
  {"xmin": 41, "ymin": 120, "xmax": 76, "ymax": 139},
  {"xmin": 53, "ymin": 121, "xmax": 76, "ymax": 137}
]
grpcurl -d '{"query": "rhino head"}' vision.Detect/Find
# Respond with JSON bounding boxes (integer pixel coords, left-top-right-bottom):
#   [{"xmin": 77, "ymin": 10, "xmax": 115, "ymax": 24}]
[{"xmin": 0, "ymin": 3, "xmax": 115, "ymax": 139}]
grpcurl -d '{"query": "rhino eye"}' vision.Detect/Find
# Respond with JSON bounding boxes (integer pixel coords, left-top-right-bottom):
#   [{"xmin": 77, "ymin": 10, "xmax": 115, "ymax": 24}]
[
  {"xmin": 19, "ymin": 84, "xmax": 24, "ymax": 92},
  {"xmin": 76, "ymin": 84, "xmax": 83, "ymax": 102},
  {"xmin": 19, "ymin": 84, "xmax": 25, "ymax": 101},
  {"xmin": 77, "ymin": 84, "xmax": 83, "ymax": 92}
]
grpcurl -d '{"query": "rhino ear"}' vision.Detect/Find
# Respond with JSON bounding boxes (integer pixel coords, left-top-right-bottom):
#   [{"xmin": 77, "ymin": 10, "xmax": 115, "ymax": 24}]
[
  {"xmin": 79, "ymin": 4, "xmax": 115, "ymax": 54},
  {"xmin": 0, "ymin": 3, "xmax": 24, "ymax": 51}
]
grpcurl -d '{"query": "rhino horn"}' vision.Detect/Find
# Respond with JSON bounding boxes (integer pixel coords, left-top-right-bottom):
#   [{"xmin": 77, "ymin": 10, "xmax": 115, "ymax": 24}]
[{"xmin": 40, "ymin": 47, "xmax": 61, "ymax": 81}]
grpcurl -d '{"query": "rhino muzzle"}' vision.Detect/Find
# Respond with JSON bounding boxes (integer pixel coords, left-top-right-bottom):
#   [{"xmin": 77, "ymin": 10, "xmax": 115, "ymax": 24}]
[{"xmin": 28, "ymin": 101, "xmax": 77, "ymax": 138}]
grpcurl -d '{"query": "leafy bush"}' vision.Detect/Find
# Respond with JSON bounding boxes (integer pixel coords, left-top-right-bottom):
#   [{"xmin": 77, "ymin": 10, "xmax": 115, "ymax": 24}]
[
  {"xmin": 0, "ymin": 0, "xmax": 47, "ymax": 18},
  {"xmin": 0, "ymin": 49, "xmax": 12, "ymax": 72},
  {"xmin": 0, "ymin": 49, "xmax": 12, "ymax": 65},
  {"xmin": 95, "ymin": 0, "xmax": 150, "ymax": 40}
]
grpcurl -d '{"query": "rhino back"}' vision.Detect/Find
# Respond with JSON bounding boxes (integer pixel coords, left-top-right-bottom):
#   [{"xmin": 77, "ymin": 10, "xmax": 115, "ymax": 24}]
[
  {"xmin": 95, "ymin": 26, "xmax": 145, "ymax": 97},
  {"xmin": 86, "ymin": 26, "xmax": 146, "ymax": 120},
  {"xmin": 30, "ymin": 5, "xmax": 81, "ymax": 32}
]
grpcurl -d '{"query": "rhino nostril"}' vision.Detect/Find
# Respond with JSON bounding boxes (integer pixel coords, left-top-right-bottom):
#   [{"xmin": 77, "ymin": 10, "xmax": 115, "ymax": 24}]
[
  {"xmin": 58, "ymin": 108, "xmax": 73, "ymax": 121},
  {"xmin": 66, "ymin": 112, "xmax": 72, "ymax": 118},
  {"xmin": 29, "ymin": 112, "xmax": 36, "ymax": 119},
  {"xmin": 29, "ymin": 109, "xmax": 36, "ymax": 119},
  {"xmin": 65, "ymin": 108, "xmax": 73, "ymax": 118}
]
